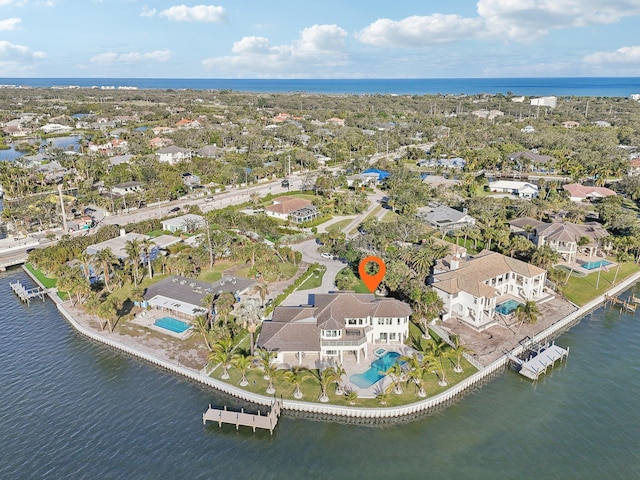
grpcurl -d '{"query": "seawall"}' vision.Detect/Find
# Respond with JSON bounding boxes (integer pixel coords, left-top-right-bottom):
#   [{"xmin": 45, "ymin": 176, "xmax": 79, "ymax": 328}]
[{"xmin": 20, "ymin": 265, "xmax": 640, "ymax": 421}]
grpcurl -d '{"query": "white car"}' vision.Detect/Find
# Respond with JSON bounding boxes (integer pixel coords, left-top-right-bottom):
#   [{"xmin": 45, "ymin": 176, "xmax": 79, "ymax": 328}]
[{"xmin": 320, "ymin": 252, "xmax": 334, "ymax": 259}]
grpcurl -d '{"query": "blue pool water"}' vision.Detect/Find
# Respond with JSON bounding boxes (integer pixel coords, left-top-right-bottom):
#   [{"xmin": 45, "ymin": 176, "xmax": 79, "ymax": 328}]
[
  {"xmin": 581, "ymin": 259, "xmax": 612, "ymax": 270},
  {"xmin": 496, "ymin": 299, "xmax": 522, "ymax": 315},
  {"xmin": 154, "ymin": 317, "xmax": 191, "ymax": 334},
  {"xmin": 350, "ymin": 351, "xmax": 401, "ymax": 388}
]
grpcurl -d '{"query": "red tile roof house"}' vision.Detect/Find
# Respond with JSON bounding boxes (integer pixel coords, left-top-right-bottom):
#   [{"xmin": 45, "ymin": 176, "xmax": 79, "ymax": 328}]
[
  {"xmin": 265, "ymin": 196, "xmax": 319, "ymax": 223},
  {"xmin": 562, "ymin": 183, "xmax": 616, "ymax": 202},
  {"xmin": 627, "ymin": 158, "xmax": 640, "ymax": 176},
  {"xmin": 257, "ymin": 293, "xmax": 412, "ymax": 366}
]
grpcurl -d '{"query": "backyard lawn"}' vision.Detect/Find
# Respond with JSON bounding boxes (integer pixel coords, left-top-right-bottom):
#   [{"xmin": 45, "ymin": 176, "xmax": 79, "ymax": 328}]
[{"xmin": 560, "ymin": 262, "xmax": 640, "ymax": 306}]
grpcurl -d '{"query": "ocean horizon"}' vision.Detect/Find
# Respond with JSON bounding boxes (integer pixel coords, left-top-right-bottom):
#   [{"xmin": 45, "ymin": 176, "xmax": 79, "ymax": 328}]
[{"xmin": 1, "ymin": 77, "xmax": 640, "ymax": 97}]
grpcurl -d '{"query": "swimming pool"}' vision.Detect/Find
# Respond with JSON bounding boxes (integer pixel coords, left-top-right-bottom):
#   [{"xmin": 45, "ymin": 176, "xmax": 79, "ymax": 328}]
[
  {"xmin": 349, "ymin": 351, "xmax": 401, "ymax": 388},
  {"xmin": 154, "ymin": 317, "xmax": 191, "ymax": 334},
  {"xmin": 581, "ymin": 259, "xmax": 612, "ymax": 270},
  {"xmin": 496, "ymin": 299, "xmax": 522, "ymax": 315}
]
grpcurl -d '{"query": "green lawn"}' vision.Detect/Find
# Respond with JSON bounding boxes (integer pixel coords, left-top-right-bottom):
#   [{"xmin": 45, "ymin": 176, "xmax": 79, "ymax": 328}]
[
  {"xmin": 297, "ymin": 265, "xmax": 326, "ymax": 290},
  {"xmin": 210, "ymin": 355, "xmax": 476, "ymax": 408},
  {"xmin": 24, "ymin": 263, "xmax": 58, "ymax": 288},
  {"xmin": 198, "ymin": 261, "xmax": 239, "ymax": 282},
  {"xmin": 560, "ymin": 262, "xmax": 640, "ymax": 306}
]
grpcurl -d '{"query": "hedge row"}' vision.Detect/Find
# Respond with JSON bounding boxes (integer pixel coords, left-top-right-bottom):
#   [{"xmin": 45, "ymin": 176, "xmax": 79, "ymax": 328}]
[{"xmin": 264, "ymin": 262, "xmax": 320, "ymax": 316}]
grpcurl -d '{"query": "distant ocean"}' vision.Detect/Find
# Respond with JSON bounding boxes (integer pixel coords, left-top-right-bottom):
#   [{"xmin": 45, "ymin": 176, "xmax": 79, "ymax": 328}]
[{"xmin": 1, "ymin": 77, "xmax": 640, "ymax": 97}]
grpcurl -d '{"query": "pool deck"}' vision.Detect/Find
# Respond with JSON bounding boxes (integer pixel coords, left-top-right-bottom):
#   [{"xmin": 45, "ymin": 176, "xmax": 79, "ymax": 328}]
[{"xmin": 131, "ymin": 310, "xmax": 194, "ymax": 340}]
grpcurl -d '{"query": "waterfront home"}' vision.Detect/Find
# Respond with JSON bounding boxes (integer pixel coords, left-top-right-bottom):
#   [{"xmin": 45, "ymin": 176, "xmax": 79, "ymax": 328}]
[
  {"xmin": 510, "ymin": 218, "xmax": 610, "ymax": 263},
  {"xmin": 161, "ymin": 214, "xmax": 205, "ymax": 234},
  {"xmin": 488, "ymin": 180, "xmax": 539, "ymax": 198},
  {"xmin": 417, "ymin": 204, "xmax": 476, "ymax": 235},
  {"xmin": 562, "ymin": 183, "xmax": 616, "ymax": 202},
  {"xmin": 431, "ymin": 251, "xmax": 547, "ymax": 331},
  {"xmin": 143, "ymin": 274, "xmax": 255, "ymax": 320},
  {"xmin": 265, "ymin": 196, "xmax": 319, "ymax": 223},
  {"xmin": 257, "ymin": 293, "xmax": 412, "ymax": 365}
]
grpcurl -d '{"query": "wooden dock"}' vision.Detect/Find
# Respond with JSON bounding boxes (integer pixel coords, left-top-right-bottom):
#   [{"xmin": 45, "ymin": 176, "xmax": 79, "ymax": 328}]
[
  {"xmin": 509, "ymin": 342, "xmax": 569, "ymax": 381},
  {"xmin": 10, "ymin": 280, "xmax": 46, "ymax": 304},
  {"xmin": 605, "ymin": 294, "xmax": 637, "ymax": 313},
  {"xmin": 203, "ymin": 399, "xmax": 282, "ymax": 435}
]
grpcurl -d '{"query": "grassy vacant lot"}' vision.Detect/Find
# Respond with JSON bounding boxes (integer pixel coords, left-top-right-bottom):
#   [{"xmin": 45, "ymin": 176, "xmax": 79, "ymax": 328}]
[
  {"xmin": 197, "ymin": 261, "xmax": 239, "ymax": 282},
  {"xmin": 560, "ymin": 262, "xmax": 640, "ymax": 306},
  {"xmin": 24, "ymin": 263, "xmax": 58, "ymax": 288}
]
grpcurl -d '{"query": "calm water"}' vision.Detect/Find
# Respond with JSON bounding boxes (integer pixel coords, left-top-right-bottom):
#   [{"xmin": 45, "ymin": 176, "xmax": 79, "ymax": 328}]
[
  {"xmin": 1, "ymin": 77, "xmax": 639, "ymax": 97},
  {"xmin": 1, "ymin": 267, "xmax": 640, "ymax": 479},
  {"xmin": 0, "ymin": 135, "xmax": 81, "ymax": 162}
]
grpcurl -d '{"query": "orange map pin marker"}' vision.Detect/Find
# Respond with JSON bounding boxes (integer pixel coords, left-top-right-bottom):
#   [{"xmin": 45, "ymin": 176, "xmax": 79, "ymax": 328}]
[{"xmin": 358, "ymin": 256, "xmax": 386, "ymax": 293}]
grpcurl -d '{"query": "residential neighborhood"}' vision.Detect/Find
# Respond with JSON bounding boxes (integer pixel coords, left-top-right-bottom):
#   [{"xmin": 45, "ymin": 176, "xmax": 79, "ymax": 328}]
[{"xmin": 3, "ymin": 86, "xmax": 640, "ymax": 413}]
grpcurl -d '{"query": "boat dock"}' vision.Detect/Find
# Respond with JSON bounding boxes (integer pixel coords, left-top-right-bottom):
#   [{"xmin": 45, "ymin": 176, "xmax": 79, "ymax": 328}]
[
  {"xmin": 605, "ymin": 294, "xmax": 637, "ymax": 313},
  {"xmin": 10, "ymin": 280, "xmax": 46, "ymax": 304},
  {"xmin": 203, "ymin": 399, "xmax": 282, "ymax": 434},
  {"xmin": 509, "ymin": 342, "xmax": 569, "ymax": 380}
]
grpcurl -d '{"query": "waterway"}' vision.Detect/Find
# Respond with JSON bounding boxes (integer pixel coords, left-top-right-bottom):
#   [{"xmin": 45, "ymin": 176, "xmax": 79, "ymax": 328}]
[{"xmin": 1, "ymin": 267, "xmax": 639, "ymax": 479}]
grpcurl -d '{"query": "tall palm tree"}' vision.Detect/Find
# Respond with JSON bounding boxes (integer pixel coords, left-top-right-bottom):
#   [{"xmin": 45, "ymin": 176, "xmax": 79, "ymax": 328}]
[
  {"xmin": 256, "ymin": 348, "xmax": 278, "ymax": 394},
  {"xmin": 236, "ymin": 298, "xmax": 262, "ymax": 356},
  {"xmin": 213, "ymin": 291, "xmax": 236, "ymax": 326},
  {"xmin": 403, "ymin": 353, "xmax": 427, "ymax": 397},
  {"xmin": 333, "ymin": 364, "xmax": 347, "ymax": 395},
  {"xmin": 140, "ymin": 238, "xmax": 156, "ymax": 280},
  {"xmin": 193, "ymin": 315, "xmax": 213, "ymax": 351},
  {"xmin": 450, "ymin": 335, "xmax": 472, "ymax": 373},
  {"xmin": 383, "ymin": 362, "xmax": 404, "ymax": 395},
  {"xmin": 93, "ymin": 247, "xmax": 118, "ymax": 292},
  {"xmin": 123, "ymin": 238, "xmax": 142, "ymax": 286},
  {"xmin": 514, "ymin": 300, "xmax": 541, "ymax": 335},
  {"xmin": 531, "ymin": 245, "xmax": 560, "ymax": 270}
]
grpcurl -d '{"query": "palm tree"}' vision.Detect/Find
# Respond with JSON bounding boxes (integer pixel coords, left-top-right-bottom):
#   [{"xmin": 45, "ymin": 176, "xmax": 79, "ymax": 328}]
[
  {"xmin": 333, "ymin": 364, "xmax": 347, "ymax": 395},
  {"xmin": 213, "ymin": 291, "xmax": 236, "ymax": 326},
  {"xmin": 316, "ymin": 367, "xmax": 336, "ymax": 403},
  {"xmin": 93, "ymin": 247, "xmax": 118, "ymax": 292},
  {"xmin": 612, "ymin": 250, "xmax": 631, "ymax": 285},
  {"xmin": 450, "ymin": 335, "xmax": 472, "ymax": 373},
  {"xmin": 514, "ymin": 300, "xmax": 540, "ymax": 326},
  {"xmin": 402, "ymin": 353, "xmax": 427, "ymax": 397},
  {"xmin": 209, "ymin": 335, "xmax": 236, "ymax": 380},
  {"xmin": 384, "ymin": 362, "xmax": 404, "ymax": 395},
  {"xmin": 256, "ymin": 348, "xmax": 278, "ymax": 394},
  {"xmin": 123, "ymin": 238, "xmax": 142, "ymax": 286},
  {"xmin": 531, "ymin": 245, "xmax": 560, "ymax": 270},
  {"xmin": 254, "ymin": 283, "xmax": 269, "ymax": 307},
  {"xmin": 193, "ymin": 315, "xmax": 213, "ymax": 351},
  {"xmin": 376, "ymin": 391, "xmax": 389, "ymax": 405},
  {"xmin": 140, "ymin": 238, "xmax": 156, "ymax": 280},
  {"xmin": 236, "ymin": 298, "xmax": 262, "ymax": 356},
  {"xmin": 345, "ymin": 389, "xmax": 358, "ymax": 405},
  {"xmin": 285, "ymin": 366, "xmax": 311, "ymax": 399},
  {"xmin": 232, "ymin": 355, "xmax": 252, "ymax": 387}
]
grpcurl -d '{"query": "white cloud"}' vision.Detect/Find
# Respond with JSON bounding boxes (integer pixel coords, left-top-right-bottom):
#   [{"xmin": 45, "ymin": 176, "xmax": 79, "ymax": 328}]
[
  {"xmin": 140, "ymin": 5, "xmax": 156, "ymax": 17},
  {"xmin": 202, "ymin": 24, "xmax": 348, "ymax": 77},
  {"xmin": 584, "ymin": 45, "xmax": 640, "ymax": 65},
  {"xmin": 159, "ymin": 4, "xmax": 226, "ymax": 23},
  {"xmin": 0, "ymin": 40, "xmax": 46, "ymax": 60},
  {"xmin": 90, "ymin": 50, "xmax": 172, "ymax": 64},
  {"xmin": 356, "ymin": 14, "xmax": 483, "ymax": 47},
  {"xmin": 0, "ymin": 18, "xmax": 21, "ymax": 30},
  {"xmin": 478, "ymin": 0, "xmax": 640, "ymax": 40},
  {"xmin": 356, "ymin": 0, "xmax": 640, "ymax": 47}
]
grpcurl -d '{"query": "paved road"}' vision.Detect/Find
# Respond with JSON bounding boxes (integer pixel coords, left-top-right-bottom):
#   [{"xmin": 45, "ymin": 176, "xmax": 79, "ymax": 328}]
[{"xmin": 284, "ymin": 239, "xmax": 347, "ymax": 306}]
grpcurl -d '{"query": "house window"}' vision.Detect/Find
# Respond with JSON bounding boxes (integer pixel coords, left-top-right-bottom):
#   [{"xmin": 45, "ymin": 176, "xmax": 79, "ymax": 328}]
[
  {"xmin": 347, "ymin": 319, "xmax": 357, "ymax": 325},
  {"xmin": 322, "ymin": 330, "xmax": 340, "ymax": 338},
  {"xmin": 389, "ymin": 333, "xmax": 397, "ymax": 340},
  {"xmin": 325, "ymin": 350, "xmax": 338, "ymax": 356}
]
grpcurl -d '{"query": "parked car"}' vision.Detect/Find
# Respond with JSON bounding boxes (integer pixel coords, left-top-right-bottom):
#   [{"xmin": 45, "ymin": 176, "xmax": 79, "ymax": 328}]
[
  {"xmin": 281, "ymin": 179, "xmax": 290, "ymax": 187},
  {"xmin": 169, "ymin": 206, "xmax": 181, "ymax": 213},
  {"xmin": 320, "ymin": 252, "xmax": 334, "ymax": 259}
]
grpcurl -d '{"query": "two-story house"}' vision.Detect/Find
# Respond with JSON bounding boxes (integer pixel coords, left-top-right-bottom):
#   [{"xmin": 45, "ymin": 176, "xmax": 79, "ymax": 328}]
[
  {"xmin": 156, "ymin": 145, "xmax": 192, "ymax": 165},
  {"xmin": 257, "ymin": 293, "xmax": 412, "ymax": 366},
  {"xmin": 431, "ymin": 251, "xmax": 547, "ymax": 331},
  {"xmin": 510, "ymin": 217, "xmax": 610, "ymax": 263}
]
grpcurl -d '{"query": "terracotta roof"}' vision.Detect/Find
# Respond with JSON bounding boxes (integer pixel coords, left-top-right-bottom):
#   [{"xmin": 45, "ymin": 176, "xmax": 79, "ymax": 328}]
[
  {"xmin": 266, "ymin": 197, "xmax": 313, "ymax": 215},
  {"xmin": 563, "ymin": 183, "xmax": 616, "ymax": 198}
]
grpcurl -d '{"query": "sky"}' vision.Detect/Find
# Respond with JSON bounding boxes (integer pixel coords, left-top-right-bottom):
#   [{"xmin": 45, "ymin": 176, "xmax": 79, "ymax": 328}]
[{"xmin": 1, "ymin": 0, "xmax": 640, "ymax": 78}]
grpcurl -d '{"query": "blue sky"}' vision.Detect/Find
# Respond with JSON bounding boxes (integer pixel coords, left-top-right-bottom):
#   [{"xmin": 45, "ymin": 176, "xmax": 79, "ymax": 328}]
[{"xmin": 1, "ymin": 0, "xmax": 640, "ymax": 78}]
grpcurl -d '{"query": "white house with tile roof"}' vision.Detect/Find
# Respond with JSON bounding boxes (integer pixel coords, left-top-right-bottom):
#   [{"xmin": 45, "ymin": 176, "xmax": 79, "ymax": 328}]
[
  {"xmin": 257, "ymin": 293, "xmax": 412, "ymax": 365},
  {"xmin": 431, "ymin": 251, "xmax": 547, "ymax": 331}
]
